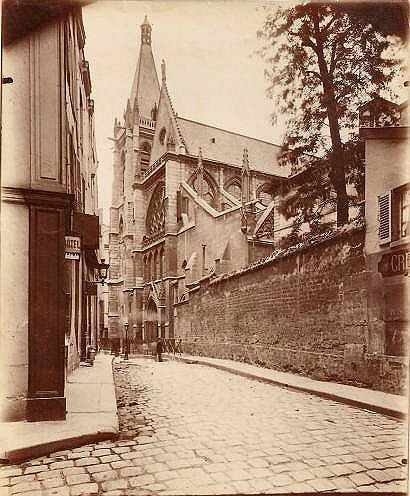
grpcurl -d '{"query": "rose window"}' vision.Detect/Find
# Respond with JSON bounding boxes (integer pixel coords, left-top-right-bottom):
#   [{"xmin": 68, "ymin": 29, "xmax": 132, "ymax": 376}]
[{"xmin": 146, "ymin": 184, "xmax": 165, "ymax": 236}]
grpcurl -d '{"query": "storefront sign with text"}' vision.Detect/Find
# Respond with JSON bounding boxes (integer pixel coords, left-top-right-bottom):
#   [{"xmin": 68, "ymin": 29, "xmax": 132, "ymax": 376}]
[
  {"xmin": 64, "ymin": 235, "xmax": 81, "ymax": 260},
  {"xmin": 378, "ymin": 248, "xmax": 410, "ymax": 276}
]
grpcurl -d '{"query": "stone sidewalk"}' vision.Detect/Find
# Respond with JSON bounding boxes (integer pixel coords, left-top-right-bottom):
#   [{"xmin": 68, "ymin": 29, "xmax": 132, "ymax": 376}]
[
  {"xmin": 0, "ymin": 354, "xmax": 118, "ymax": 464},
  {"xmin": 166, "ymin": 353, "xmax": 408, "ymax": 419},
  {"xmin": 1, "ymin": 350, "xmax": 407, "ymax": 466}
]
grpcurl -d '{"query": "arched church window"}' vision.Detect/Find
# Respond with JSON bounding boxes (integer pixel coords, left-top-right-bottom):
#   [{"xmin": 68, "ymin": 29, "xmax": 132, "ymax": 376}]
[
  {"xmin": 143, "ymin": 255, "xmax": 147, "ymax": 282},
  {"xmin": 226, "ymin": 181, "xmax": 241, "ymax": 200},
  {"xmin": 192, "ymin": 175, "xmax": 216, "ymax": 207},
  {"xmin": 159, "ymin": 247, "xmax": 164, "ymax": 278},
  {"xmin": 153, "ymin": 250, "xmax": 158, "ymax": 280},
  {"xmin": 147, "ymin": 253, "xmax": 152, "ymax": 282},
  {"xmin": 257, "ymin": 184, "xmax": 273, "ymax": 206},
  {"xmin": 120, "ymin": 151, "xmax": 126, "ymax": 197},
  {"xmin": 146, "ymin": 183, "xmax": 165, "ymax": 236},
  {"xmin": 151, "ymin": 103, "xmax": 158, "ymax": 121},
  {"xmin": 159, "ymin": 128, "xmax": 166, "ymax": 145}
]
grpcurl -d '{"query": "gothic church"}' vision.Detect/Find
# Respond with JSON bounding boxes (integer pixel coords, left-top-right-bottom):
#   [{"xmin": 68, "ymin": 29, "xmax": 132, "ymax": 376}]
[{"xmin": 108, "ymin": 18, "xmax": 296, "ymax": 346}]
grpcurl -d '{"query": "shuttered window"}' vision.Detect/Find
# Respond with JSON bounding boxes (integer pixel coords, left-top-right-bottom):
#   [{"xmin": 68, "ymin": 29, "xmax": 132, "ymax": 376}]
[{"xmin": 378, "ymin": 192, "xmax": 391, "ymax": 244}]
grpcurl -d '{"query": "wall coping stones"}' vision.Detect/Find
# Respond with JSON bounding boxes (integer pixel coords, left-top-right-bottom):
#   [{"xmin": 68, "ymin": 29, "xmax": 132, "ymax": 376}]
[{"xmin": 209, "ymin": 220, "xmax": 365, "ymax": 286}]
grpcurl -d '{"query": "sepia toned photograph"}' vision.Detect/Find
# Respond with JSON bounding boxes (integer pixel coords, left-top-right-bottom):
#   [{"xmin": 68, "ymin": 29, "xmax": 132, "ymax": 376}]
[{"xmin": 0, "ymin": 0, "xmax": 409, "ymax": 494}]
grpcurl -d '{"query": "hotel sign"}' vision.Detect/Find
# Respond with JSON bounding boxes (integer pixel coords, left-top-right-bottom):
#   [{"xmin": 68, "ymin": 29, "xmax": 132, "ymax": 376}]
[
  {"xmin": 65, "ymin": 235, "xmax": 81, "ymax": 260},
  {"xmin": 378, "ymin": 248, "xmax": 410, "ymax": 276}
]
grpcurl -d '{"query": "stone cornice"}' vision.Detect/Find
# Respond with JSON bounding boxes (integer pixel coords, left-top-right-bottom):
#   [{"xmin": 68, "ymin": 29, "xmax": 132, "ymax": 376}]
[
  {"xmin": 1, "ymin": 186, "xmax": 74, "ymax": 208},
  {"xmin": 359, "ymin": 126, "xmax": 409, "ymax": 140}
]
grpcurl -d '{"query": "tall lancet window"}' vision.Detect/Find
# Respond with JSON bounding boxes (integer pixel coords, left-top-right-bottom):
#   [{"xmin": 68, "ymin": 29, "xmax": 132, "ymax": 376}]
[
  {"xmin": 120, "ymin": 150, "xmax": 126, "ymax": 198},
  {"xmin": 151, "ymin": 103, "xmax": 158, "ymax": 121}
]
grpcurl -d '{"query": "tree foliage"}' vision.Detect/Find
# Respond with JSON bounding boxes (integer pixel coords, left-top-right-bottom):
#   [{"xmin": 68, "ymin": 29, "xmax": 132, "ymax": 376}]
[{"xmin": 258, "ymin": 1, "xmax": 405, "ymax": 227}]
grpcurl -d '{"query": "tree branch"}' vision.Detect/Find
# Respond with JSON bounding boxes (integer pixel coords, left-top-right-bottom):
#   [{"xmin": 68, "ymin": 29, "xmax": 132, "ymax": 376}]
[
  {"xmin": 305, "ymin": 70, "xmax": 322, "ymax": 80},
  {"xmin": 321, "ymin": 15, "xmax": 338, "ymax": 36},
  {"xmin": 329, "ymin": 41, "xmax": 338, "ymax": 75}
]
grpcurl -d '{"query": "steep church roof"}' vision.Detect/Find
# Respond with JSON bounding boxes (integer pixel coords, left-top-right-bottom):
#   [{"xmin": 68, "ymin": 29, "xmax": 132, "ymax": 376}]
[
  {"xmin": 176, "ymin": 117, "xmax": 288, "ymax": 177},
  {"xmin": 128, "ymin": 16, "xmax": 160, "ymax": 119}
]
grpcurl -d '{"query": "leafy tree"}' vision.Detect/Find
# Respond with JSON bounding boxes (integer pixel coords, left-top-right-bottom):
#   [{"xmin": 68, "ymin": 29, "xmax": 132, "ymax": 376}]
[{"xmin": 258, "ymin": 1, "xmax": 405, "ymax": 226}]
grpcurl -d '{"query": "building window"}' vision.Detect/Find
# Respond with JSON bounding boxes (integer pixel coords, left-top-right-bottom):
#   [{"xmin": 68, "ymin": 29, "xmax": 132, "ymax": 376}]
[
  {"xmin": 121, "ymin": 151, "xmax": 126, "ymax": 197},
  {"xmin": 258, "ymin": 189, "xmax": 273, "ymax": 206},
  {"xmin": 399, "ymin": 188, "xmax": 410, "ymax": 239},
  {"xmin": 147, "ymin": 253, "xmax": 152, "ymax": 282},
  {"xmin": 153, "ymin": 251, "xmax": 158, "ymax": 280},
  {"xmin": 192, "ymin": 175, "xmax": 216, "ymax": 208},
  {"xmin": 159, "ymin": 128, "xmax": 166, "ymax": 145},
  {"xmin": 379, "ymin": 183, "xmax": 410, "ymax": 245},
  {"xmin": 226, "ymin": 182, "xmax": 241, "ymax": 200},
  {"xmin": 182, "ymin": 197, "xmax": 189, "ymax": 216},
  {"xmin": 159, "ymin": 248, "xmax": 164, "ymax": 278},
  {"xmin": 151, "ymin": 103, "xmax": 158, "ymax": 121}
]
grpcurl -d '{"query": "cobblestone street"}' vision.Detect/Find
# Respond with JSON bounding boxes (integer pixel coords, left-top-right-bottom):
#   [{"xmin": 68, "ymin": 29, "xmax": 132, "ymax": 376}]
[{"xmin": 1, "ymin": 358, "xmax": 408, "ymax": 495}]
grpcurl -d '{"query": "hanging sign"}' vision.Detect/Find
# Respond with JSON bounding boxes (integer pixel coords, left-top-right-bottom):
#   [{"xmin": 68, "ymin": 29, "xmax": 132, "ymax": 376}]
[{"xmin": 65, "ymin": 235, "xmax": 81, "ymax": 260}]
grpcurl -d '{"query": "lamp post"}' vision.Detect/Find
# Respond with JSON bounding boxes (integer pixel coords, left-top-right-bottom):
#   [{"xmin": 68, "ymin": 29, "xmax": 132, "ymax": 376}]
[{"xmin": 124, "ymin": 321, "xmax": 129, "ymax": 360}]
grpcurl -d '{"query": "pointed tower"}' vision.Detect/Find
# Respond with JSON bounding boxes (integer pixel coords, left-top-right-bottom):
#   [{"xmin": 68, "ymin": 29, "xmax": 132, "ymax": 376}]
[
  {"xmin": 109, "ymin": 16, "xmax": 161, "ymax": 339},
  {"xmin": 129, "ymin": 16, "xmax": 160, "ymax": 120}
]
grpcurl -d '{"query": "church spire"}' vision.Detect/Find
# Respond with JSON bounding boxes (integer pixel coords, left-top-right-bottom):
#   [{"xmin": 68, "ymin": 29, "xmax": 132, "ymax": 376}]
[
  {"xmin": 129, "ymin": 16, "xmax": 160, "ymax": 120},
  {"xmin": 141, "ymin": 15, "xmax": 152, "ymax": 45}
]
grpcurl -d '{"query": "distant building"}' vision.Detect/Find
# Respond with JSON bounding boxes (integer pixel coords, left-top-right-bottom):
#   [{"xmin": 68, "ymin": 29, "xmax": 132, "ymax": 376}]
[
  {"xmin": 1, "ymin": 2, "xmax": 102, "ymax": 421},
  {"xmin": 108, "ymin": 18, "xmax": 362, "ymax": 349},
  {"xmin": 98, "ymin": 221, "xmax": 110, "ymax": 350},
  {"xmin": 360, "ymin": 97, "xmax": 409, "ymax": 357}
]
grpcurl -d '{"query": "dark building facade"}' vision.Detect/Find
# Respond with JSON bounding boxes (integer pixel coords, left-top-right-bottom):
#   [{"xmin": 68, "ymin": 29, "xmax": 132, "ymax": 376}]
[{"xmin": 1, "ymin": 3, "xmax": 103, "ymax": 421}]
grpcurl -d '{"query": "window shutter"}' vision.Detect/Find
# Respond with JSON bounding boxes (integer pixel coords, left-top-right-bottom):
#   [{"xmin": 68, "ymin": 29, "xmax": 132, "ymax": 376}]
[{"xmin": 378, "ymin": 192, "xmax": 391, "ymax": 244}]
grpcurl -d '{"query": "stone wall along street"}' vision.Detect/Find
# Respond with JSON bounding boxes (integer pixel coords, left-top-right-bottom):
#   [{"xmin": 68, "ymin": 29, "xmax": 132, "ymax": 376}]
[{"xmin": 174, "ymin": 227, "xmax": 408, "ymax": 394}]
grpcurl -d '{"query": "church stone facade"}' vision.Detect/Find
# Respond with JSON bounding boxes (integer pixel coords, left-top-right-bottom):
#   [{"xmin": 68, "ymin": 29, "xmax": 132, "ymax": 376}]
[{"xmin": 108, "ymin": 18, "xmax": 300, "ymax": 348}]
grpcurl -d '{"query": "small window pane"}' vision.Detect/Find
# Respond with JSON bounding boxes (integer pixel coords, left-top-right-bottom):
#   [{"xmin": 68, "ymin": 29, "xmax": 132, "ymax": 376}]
[{"xmin": 401, "ymin": 190, "xmax": 410, "ymax": 238}]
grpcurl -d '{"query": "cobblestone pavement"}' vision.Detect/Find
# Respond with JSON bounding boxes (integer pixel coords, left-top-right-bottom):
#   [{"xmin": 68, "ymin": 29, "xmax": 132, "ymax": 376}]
[{"xmin": 1, "ymin": 358, "xmax": 408, "ymax": 495}]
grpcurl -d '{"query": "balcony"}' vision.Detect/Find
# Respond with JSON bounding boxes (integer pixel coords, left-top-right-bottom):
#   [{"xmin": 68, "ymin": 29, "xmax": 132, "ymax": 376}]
[{"xmin": 139, "ymin": 117, "xmax": 155, "ymax": 130}]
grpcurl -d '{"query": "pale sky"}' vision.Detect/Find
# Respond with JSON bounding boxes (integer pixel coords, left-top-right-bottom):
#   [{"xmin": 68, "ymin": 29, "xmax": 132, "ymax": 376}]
[{"xmin": 82, "ymin": 1, "xmax": 282, "ymax": 221}]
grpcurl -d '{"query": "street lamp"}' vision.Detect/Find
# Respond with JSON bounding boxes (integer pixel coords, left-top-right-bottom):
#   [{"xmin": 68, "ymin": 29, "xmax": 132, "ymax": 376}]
[
  {"xmin": 96, "ymin": 259, "xmax": 110, "ymax": 285},
  {"xmin": 124, "ymin": 321, "xmax": 129, "ymax": 360}
]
